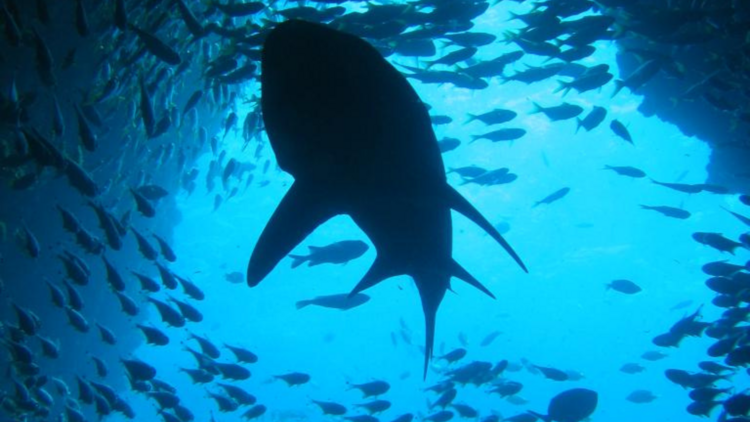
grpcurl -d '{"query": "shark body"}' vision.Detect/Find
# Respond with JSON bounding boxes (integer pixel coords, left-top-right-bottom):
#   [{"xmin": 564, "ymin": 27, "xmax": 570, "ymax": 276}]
[{"xmin": 247, "ymin": 20, "xmax": 527, "ymax": 377}]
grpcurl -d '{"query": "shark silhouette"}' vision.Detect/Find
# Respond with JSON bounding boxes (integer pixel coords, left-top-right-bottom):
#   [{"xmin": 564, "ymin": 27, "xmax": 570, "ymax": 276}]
[{"xmin": 247, "ymin": 20, "xmax": 527, "ymax": 377}]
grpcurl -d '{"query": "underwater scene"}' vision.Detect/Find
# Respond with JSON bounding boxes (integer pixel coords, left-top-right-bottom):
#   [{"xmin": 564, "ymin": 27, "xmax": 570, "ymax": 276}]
[{"xmin": 1, "ymin": 0, "xmax": 750, "ymax": 421}]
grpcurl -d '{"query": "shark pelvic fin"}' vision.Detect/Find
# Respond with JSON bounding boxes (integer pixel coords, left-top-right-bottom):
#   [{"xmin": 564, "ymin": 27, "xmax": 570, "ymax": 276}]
[{"xmin": 348, "ymin": 255, "xmax": 396, "ymax": 297}]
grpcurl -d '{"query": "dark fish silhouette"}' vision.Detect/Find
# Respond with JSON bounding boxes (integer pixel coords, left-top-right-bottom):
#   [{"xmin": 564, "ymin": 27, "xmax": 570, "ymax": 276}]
[
  {"xmin": 274, "ymin": 372, "xmax": 310, "ymax": 386},
  {"xmin": 288, "ymin": 240, "xmax": 369, "ymax": 268},
  {"xmin": 530, "ymin": 388, "xmax": 598, "ymax": 422},
  {"xmin": 626, "ymin": 389, "xmax": 657, "ymax": 404},
  {"xmin": 640, "ymin": 204, "xmax": 691, "ymax": 219},
  {"xmin": 533, "ymin": 187, "xmax": 570, "ymax": 208},
  {"xmin": 246, "ymin": 20, "xmax": 527, "ymax": 378},
  {"xmin": 533, "ymin": 364, "xmax": 570, "ymax": 381},
  {"xmin": 295, "ymin": 293, "xmax": 370, "ymax": 310},
  {"xmin": 607, "ymin": 279, "xmax": 642, "ymax": 294},
  {"xmin": 439, "ymin": 348, "xmax": 467, "ymax": 363},
  {"xmin": 620, "ymin": 362, "xmax": 645, "ymax": 374}
]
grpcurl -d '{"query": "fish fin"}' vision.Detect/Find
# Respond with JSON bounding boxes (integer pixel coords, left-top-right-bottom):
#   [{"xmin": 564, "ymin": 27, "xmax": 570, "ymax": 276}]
[
  {"xmin": 446, "ymin": 185, "xmax": 528, "ymax": 273},
  {"xmin": 611, "ymin": 79, "xmax": 625, "ymax": 97},
  {"xmin": 553, "ymin": 80, "xmax": 569, "ymax": 95},
  {"xmin": 450, "ymin": 259, "xmax": 495, "ymax": 299},
  {"xmin": 721, "ymin": 206, "xmax": 750, "ymax": 227},
  {"xmin": 295, "ymin": 300, "xmax": 310, "ymax": 310},
  {"xmin": 527, "ymin": 411, "xmax": 551, "ymax": 422},
  {"xmin": 348, "ymin": 255, "xmax": 395, "ymax": 297},
  {"xmin": 415, "ymin": 274, "xmax": 447, "ymax": 380},
  {"xmin": 247, "ymin": 181, "xmax": 337, "ymax": 286}
]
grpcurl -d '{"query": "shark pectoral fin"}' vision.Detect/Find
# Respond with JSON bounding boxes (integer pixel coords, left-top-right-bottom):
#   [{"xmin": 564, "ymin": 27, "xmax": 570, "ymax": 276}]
[
  {"xmin": 247, "ymin": 181, "xmax": 337, "ymax": 286},
  {"xmin": 348, "ymin": 255, "xmax": 394, "ymax": 297},
  {"xmin": 450, "ymin": 259, "xmax": 495, "ymax": 299},
  {"xmin": 445, "ymin": 185, "xmax": 528, "ymax": 273}
]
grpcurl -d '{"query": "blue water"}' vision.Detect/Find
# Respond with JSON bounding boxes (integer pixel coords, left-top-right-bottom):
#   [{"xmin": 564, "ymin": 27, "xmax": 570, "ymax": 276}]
[
  {"xmin": 3, "ymin": 1, "xmax": 748, "ymax": 421},
  {"xmin": 109, "ymin": 3, "xmax": 750, "ymax": 422}
]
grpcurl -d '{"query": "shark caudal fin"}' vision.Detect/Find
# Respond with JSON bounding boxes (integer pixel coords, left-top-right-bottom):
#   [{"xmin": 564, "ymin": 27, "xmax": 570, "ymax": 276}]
[
  {"xmin": 247, "ymin": 181, "xmax": 338, "ymax": 286},
  {"xmin": 415, "ymin": 273, "xmax": 448, "ymax": 380},
  {"xmin": 446, "ymin": 186, "xmax": 528, "ymax": 273}
]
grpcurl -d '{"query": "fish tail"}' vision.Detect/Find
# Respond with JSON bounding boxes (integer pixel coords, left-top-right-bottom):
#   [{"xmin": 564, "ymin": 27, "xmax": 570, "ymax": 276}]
[
  {"xmin": 288, "ymin": 254, "xmax": 307, "ymax": 269},
  {"xmin": 527, "ymin": 410, "xmax": 551, "ymax": 422},
  {"xmin": 469, "ymin": 134, "xmax": 483, "ymax": 144},
  {"xmin": 505, "ymin": 11, "xmax": 521, "ymax": 22},
  {"xmin": 575, "ymin": 117, "xmax": 583, "ymax": 134},
  {"xmin": 500, "ymin": 30, "xmax": 516, "ymax": 44},
  {"xmin": 529, "ymin": 102, "xmax": 543, "ymax": 114},
  {"xmin": 295, "ymin": 300, "xmax": 311, "ymax": 310},
  {"xmin": 465, "ymin": 113, "xmax": 478, "ymax": 124},
  {"xmin": 553, "ymin": 80, "xmax": 569, "ymax": 95},
  {"xmin": 611, "ymin": 79, "xmax": 625, "ymax": 98}
]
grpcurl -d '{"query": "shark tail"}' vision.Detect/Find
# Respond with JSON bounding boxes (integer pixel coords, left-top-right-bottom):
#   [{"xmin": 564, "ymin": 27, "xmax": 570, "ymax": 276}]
[
  {"xmin": 423, "ymin": 302, "xmax": 437, "ymax": 380},
  {"xmin": 415, "ymin": 273, "xmax": 447, "ymax": 380}
]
